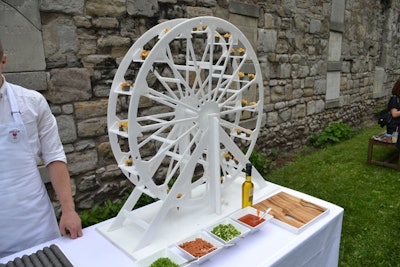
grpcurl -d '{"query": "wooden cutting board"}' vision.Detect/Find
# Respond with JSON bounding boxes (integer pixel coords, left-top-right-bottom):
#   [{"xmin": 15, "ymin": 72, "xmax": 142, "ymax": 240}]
[{"xmin": 253, "ymin": 191, "xmax": 327, "ymax": 229}]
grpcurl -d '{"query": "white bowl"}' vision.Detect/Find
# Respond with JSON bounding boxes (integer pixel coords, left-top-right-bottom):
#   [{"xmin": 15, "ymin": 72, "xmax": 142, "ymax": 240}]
[
  {"xmin": 205, "ymin": 217, "xmax": 250, "ymax": 244},
  {"xmin": 230, "ymin": 206, "xmax": 272, "ymax": 233},
  {"xmin": 175, "ymin": 231, "xmax": 224, "ymax": 264},
  {"xmin": 136, "ymin": 248, "xmax": 186, "ymax": 267}
]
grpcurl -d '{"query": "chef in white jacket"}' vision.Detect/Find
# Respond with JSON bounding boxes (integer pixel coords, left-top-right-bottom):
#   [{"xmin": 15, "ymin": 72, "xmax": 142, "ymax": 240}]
[{"xmin": 0, "ymin": 40, "xmax": 82, "ymax": 258}]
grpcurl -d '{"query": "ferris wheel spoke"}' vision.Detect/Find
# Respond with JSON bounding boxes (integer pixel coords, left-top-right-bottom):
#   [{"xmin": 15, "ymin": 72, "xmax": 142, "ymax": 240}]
[
  {"xmin": 139, "ymin": 115, "xmax": 198, "ymax": 132},
  {"xmin": 137, "ymin": 117, "xmax": 198, "ymax": 150},
  {"xmin": 146, "ymin": 88, "xmax": 198, "ymax": 113},
  {"xmin": 151, "ymin": 68, "xmax": 183, "ymax": 100},
  {"xmin": 185, "ymin": 37, "xmax": 208, "ymax": 98},
  {"xmin": 219, "ymin": 80, "xmax": 257, "ymax": 107},
  {"xmin": 164, "ymin": 52, "xmax": 189, "ymax": 98},
  {"xmin": 147, "ymin": 123, "xmax": 202, "ymax": 170}
]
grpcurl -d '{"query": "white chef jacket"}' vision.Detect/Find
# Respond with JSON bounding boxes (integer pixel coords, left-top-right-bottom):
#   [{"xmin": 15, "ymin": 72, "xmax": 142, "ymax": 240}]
[
  {"xmin": 0, "ymin": 79, "xmax": 62, "ymax": 258},
  {"xmin": 0, "ymin": 77, "xmax": 66, "ymax": 165}
]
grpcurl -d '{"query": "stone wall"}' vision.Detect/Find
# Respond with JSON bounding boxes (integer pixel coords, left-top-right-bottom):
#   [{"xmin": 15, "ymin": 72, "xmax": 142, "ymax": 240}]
[{"xmin": 1, "ymin": 0, "xmax": 399, "ymax": 212}]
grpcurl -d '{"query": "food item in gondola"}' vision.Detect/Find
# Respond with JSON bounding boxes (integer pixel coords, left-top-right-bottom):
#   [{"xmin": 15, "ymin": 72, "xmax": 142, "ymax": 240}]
[
  {"xmin": 224, "ymin": 33, "xmax": 231, "ymax": 40},
  {"xmin": 125, "ymin": 156, "xmax": 133, "ymax": 166},
  {"xmin": 149, "ymin": 257, "xmax": 179, "ymax": 267},
  {"xmin": 211, "ymin": 223, "xmax": 241, "ymax": 242},
  {"xmin": 119, "ymin": 121, "xmax": 128, "ymax": 132},
  {"xmin": 141, "ymin": 49, "xmax": 150, "ymax": 59},
  {"xmin": 179, "ymin": 238, "xmax": 216, "ymax": 258},
  {"xmin": 120, "ymin": 81, "xmax": 131, "ymax": 91}
]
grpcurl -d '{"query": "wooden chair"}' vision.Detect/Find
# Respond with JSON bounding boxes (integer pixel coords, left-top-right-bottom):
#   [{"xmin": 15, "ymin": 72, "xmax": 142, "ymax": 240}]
[{"xmin": 367, "ymin": 133, "xmax": 400, "ymax": 171}]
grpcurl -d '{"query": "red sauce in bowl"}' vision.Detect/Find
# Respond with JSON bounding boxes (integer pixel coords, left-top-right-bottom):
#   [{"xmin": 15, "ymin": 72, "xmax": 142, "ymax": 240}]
[{"xmin": 238, "ymin": 214, "xmax": 265, "ymax": 227}]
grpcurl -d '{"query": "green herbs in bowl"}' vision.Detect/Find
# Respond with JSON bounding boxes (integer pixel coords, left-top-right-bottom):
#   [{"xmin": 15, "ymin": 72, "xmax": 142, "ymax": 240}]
[
  {"xmin": 207, "ymin": 218, "xmax": 251, "ymax": 244},
  {"xmin": 211, "ymin": 223, "xmax": 241, "ymax": 241},
  {"xmin": 136, "ymin": 248, "xmax": 186, "ymax": 267},
  {"xmin": 149, "ymin": 257, "xmax": 179, "ymax": 267}
]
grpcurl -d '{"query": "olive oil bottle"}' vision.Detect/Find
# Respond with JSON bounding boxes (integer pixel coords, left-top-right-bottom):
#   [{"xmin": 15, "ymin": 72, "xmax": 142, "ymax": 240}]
[{"xmin": 242, "ymin": 163, "xmax": 254, "ymax": 208}]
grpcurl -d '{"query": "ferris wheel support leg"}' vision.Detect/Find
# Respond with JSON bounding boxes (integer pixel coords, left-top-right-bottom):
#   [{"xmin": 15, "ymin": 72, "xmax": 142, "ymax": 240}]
[
  {"xmin": 209, "ymin": 116, "xmax": 221, "ymax": 214},
  {"xmin": 107, "ymin": 187, "xmax": 143, "ymax": 231}
]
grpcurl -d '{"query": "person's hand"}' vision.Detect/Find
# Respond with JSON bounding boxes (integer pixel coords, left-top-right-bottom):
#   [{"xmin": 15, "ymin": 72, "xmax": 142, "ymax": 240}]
[{"xmin": 59, "ymin": 210, "xmax": 83, "ymax": 239}]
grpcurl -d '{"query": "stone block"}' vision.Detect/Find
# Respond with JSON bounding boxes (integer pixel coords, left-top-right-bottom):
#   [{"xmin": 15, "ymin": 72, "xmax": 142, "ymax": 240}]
[
  {"xmin": 3, "ymin": 0, "xmax": 41, "ymax": 28},
  {"xmin": 258, "ymin": 29, "xmax": 277, "ymax": 53},
  {"xmin": 325, "ymin": 99, "xmax": 340, "ymax": 109},
  {"xmin": 74, "ymin": 99, "xmax": 109, "ymax": 120},
  {"xmin": 4, "ymin": 71, "xmax": 47, "ymax": 92},
  {"xmin": 327, "ymin": 61, "xmax": 342, "ymax": 72},
  {"xmin": 92, "ymin": 17, "xmax": 119, "ymax": 29},
  {"xmin": 264, "ymin": 13, "xmax": 274, "ymax": 29},
  {"xmin": 315, "ymin": 99, "xmax": 325, "ymax": 113},
  {"xmin": 0, "ymin": 1, "xmax": 46, "ymax": 72},
  {"xmin": 373, "ymin": 67, "xmax": 386, "ymax": 98},
  {"xmin": 77, "ymin": 117, "xmax": 108, "ymax": 138},
  {"xmin": 229, "ymin": 1, "xmax": 259, "ymax": 18},
  {"xmin": 328, "ymin": 32, "xmax": 342, "ymax": 62},
  {"xmin": 278, "ymin": 63, "xmax": 291, "ymax": 79},
  {"xmin": 98, "ymin": 36, "xmax": 131, "ymax": 48},
  {"xmin": 75, "ymin": 140, "xmax": 96, "ymax": 152},
  {"xmin": 86, "ymin": 0, "xmax": 126, "ymax": 17},
  {"xmin": 62, "ymin": 104, "xmax": 74, "ymax": 115},
  {"xmin": 314, "ymin": 78, "xmax": 327, "ymax": 95},
  {"xmin": 330, "ymin": 0, "xmax": 345, "ymax": 32},
  {"xmin": 56, "ymin": 115, "xmax": 78, "ymax": 144},
  {"xmin": 186, "ymin": 6, "xmax": 213, "ymax": 18},
  {"xmin": 47, "ymin": 68, "xmax": 92, "ymax": 104},
  {"xmin": 40, "ymin": 0, "xmax": 84, "ymax": 15},
  {"xmin": 158, "ymin": 0, "xmax": 177, "ymax": 3},
  {"xmin": 197, "ymin": 0, "xmax": 217, "ymax": 7},
  {"xmin": 279, "ymin": 108, "xmax": 292, "ymax": 122},
  {"xmin": 229, "ymin": 13, "xmax": 258, "ymax": 49},
  {"xmin": 77, "ymin": 174, "xmax": 99, "ymax": 192},
  {"xmin": 73, "ymin": 16, "xmax": 92, "ymax": 28},
  {"xmin": 127, "ymin": 0, "xmax": 159, "ymax": 17},
  {"xmin": 43, "ymin": 17, "xmax": 77, "ymax": 55},
  {"xmin": 67, "ymin": 149, "xmax": 98, "ymax": 176},
  {"xmin": 267, "ymin": 111, "xmax": 278, "ymax": 126},
  {"xmin": 294, "ymin": 103, "xmax": 306, "ymax": 118},
  {"xmin": 307, "ymin": 100, "xmax": 316, "ymax": 115},
  {"xmin": 309, "ymin": 19, "xmax": 321, "ymax": 33}
]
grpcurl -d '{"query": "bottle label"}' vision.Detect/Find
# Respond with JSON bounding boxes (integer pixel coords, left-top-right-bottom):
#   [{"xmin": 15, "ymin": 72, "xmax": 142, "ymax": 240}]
[{"xmin": 248, "ymin": 188, "xmax": 253, "ymax": 202}]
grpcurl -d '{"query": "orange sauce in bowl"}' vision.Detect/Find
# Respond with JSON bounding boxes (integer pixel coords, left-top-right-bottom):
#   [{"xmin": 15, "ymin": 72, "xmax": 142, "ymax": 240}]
[{"xmin": 238, "ymin": 214, "xmax": 265, "ymax": 227}]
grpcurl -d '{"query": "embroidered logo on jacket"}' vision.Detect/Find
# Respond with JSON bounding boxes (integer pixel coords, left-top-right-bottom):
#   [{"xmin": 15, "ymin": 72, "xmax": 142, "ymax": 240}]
[{"xmin": 8, "ymin": 129, "xmax": 21, "ymax": 143}]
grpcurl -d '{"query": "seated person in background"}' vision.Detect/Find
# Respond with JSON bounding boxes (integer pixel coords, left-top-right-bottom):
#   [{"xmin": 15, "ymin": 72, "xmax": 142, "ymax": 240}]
[{"xmin": 387, "ymin": 79, "xmax": 400, "ymax": 137}]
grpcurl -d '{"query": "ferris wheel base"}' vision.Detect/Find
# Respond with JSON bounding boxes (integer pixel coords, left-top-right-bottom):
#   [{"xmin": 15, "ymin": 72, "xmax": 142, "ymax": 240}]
[{"xmin": 97, "ymin": 177, "xmax": 280, "ymax": 261}]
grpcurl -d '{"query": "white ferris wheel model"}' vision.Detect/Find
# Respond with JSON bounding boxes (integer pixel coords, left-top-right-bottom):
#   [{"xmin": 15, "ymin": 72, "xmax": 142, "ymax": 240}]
[{"xmin": 104, "ymin": 16, "xmax": 271, "ymax": 255}]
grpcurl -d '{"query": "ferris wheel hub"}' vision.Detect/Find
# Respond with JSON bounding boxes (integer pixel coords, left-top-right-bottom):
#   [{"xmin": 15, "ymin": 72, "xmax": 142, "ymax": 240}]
[{"xmin": 198, "ymin": 101, "xmax": 219, "ymax": 130}]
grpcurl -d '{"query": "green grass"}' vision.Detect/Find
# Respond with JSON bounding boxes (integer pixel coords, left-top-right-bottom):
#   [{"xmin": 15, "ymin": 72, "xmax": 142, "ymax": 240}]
[{"xmin": 266, "ymin": 125, "xmax": 400, "ymax": 266}]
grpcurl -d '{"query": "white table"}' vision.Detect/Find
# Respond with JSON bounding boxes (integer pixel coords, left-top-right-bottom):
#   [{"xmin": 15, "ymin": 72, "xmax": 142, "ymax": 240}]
[{"xmin": 0, "ymin": 187, "xmax": 343, "ymax": 267}]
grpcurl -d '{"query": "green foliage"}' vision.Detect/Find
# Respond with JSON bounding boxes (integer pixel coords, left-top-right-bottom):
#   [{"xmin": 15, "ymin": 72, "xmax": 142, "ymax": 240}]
[
  {"xmin": 307, "ymin": 122, "xmax": 354, "ymax": 148},
  {"xmin": 249, "ymin": 150, "xmax": 270, "ymax": 176},
  {"xmin": 79, "ymin": 193, "xmax": 155, "ymax": 228}
]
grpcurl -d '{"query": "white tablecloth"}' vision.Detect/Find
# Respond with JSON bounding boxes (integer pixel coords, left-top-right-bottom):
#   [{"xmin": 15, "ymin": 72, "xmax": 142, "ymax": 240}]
[{"xmin": 0, "ymin": 187, "xmax": 343, "ymax": 267}]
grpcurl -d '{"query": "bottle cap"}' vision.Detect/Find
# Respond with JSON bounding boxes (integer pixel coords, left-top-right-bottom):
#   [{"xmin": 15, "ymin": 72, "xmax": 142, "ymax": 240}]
[{"xmin": 246, "ymin": 163, "xmax": 252, "ymax": 176}]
